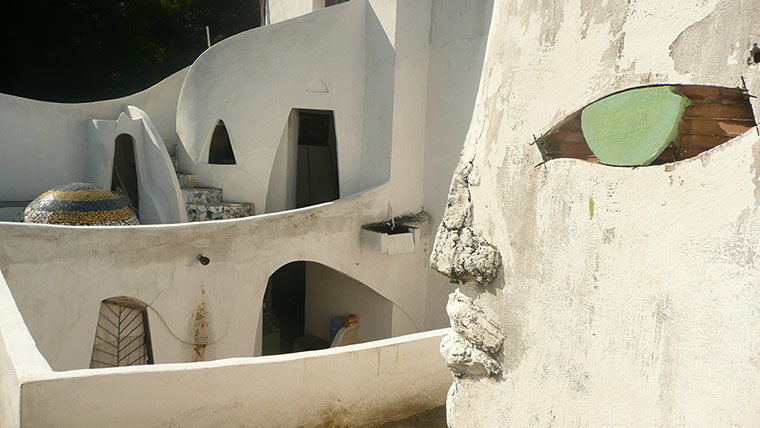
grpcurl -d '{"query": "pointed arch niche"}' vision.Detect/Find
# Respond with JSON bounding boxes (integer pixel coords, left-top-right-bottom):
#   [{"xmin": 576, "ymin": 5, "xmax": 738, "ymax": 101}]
[
  {"xmin": 266, "ymin": 109, "xmax": 339, "ymax": 213},
  {"xmin": 208, "ymin": 120, "xmax": 237, "ymax": 165},
  {"xmin": 111, "ymin": 133, "xmax": 139, "ymax": 214}
]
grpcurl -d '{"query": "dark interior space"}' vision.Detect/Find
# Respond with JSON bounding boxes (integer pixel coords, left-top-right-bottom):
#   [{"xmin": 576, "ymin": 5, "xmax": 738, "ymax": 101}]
[
  {"xmin": 111, "ymin": 134, "xmax": 139, "ymax": 214},
  {"xmin": 208, "ymin": 120, "xmax": 237, "ymax": 164},
  {"xmin": 262, "ymin": 262, "xmax": 306, "ymax": 355},
  {"xmin": 295, "ymin": 110, "xmax": 339, "ymax": 208}
]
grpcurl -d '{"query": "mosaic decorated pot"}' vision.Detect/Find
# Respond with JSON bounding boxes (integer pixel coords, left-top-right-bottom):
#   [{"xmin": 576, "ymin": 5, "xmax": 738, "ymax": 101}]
[{"xmin": 23, "ymin": 182, "xmax": 139, "ymax": 226}]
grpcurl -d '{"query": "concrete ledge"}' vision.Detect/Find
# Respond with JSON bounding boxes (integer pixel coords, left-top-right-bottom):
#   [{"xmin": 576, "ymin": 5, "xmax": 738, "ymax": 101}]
[{"xmin": 19, "ymin": 328, "xmax": 451, "ymax": 428}]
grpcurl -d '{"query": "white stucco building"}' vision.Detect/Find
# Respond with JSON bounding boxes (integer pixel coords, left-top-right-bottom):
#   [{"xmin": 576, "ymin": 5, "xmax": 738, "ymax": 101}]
[
  {"xmin": 4, "ymin": 0, "xmax": 757, "ymax": 427},
  {"xmin": 0, "ymin": 0, "xmax": 494, "ymax": 426}
]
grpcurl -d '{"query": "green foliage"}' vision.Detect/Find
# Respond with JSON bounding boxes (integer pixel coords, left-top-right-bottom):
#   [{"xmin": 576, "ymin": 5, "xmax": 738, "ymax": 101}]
[{"xmin": 0, "ymin": 0, "xmax": 260, "ymax": 102}]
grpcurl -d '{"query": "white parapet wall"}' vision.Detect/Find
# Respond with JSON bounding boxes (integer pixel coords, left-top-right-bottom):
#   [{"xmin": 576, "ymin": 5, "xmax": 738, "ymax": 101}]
[
  {"xmin": 20, "ymin": 330, "xmax": 451, "ymax": 427},
  {"xmin": 0, "ymin": 262, "xmax": 451, "ymax": 428},
  {"xmin": 0, "ymin": 270, "xmax": 51, "ymax": 428}
]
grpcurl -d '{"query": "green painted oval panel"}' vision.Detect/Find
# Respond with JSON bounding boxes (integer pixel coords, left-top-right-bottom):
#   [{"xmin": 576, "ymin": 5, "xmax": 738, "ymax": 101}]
[{"xmin": 580, "ymin": 86, "xmax": 690, "ymax": 166}]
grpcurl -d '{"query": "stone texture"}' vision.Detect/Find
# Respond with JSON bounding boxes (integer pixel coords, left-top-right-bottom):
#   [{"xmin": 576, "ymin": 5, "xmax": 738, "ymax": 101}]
[
  {"xmin": 186, "ymin": 201, "xmax": 255, "ymax": 221},
  {"xmin": 182, "ymin": 187, "xmax": 223, "ymax": 205},
  {"xmin": 176, "ymin": 172, "xmax": 196, "ymax": 189},
  {"xmin": 446, "ymin": 290, "xmax": 502, "ymax": 354},
  {"xmin": 440, "ymin": 331, "xmax": 500, "ymax": 377},
  {"xmin": 430, "ymin": 159, "xmax": 500, "ymax": 285}
]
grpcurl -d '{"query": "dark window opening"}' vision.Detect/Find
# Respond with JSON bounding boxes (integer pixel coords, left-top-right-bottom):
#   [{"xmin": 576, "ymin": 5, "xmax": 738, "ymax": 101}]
[
  {"xmin": 536, "ymin": 85, "xmax": 757, "ymax": 166},
  {"xmin": 112, "ymin": 134, "xmax": 139, "ymax": 214},
  {"xmin": 208, "ymin": 120, "xmax": 236, "ymax": 165},
  {"xmin": 295, "ymin": 110, "xmax": 339, "ymax": 207},
  {"xmin": 90, "ymin": 297, "xmax": 153, "ymax": 368},
  {"xmin": 325, "ymin": 0, "xmax": 349, "ymax": 6}
]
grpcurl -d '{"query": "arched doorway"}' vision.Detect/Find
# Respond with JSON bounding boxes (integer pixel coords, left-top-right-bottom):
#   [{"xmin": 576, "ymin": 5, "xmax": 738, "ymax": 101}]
[
  {"xmin": 266, "ymin": 109, "xmax": 339, "ymax": 213},
  {"xmin": 261, "ymin": 261, "xmax": 392, "ymax": 356},
  {"xmin": 208, "ymin": 120, "xmax": 236, "ymax": 164},
  {"xmin": 295, "ymin": 110, "xmax": 339, "ymax": 207},
  {"xmin": 90, "ymin": 296, "xmax": 153, "ymax": 368},
  {"xmin": 111, "ymin": 133, "xmax": 139, "ymax": 215}
]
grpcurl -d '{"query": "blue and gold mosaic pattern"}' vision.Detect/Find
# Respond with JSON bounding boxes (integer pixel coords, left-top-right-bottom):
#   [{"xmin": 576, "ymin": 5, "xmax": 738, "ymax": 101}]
[{"xmin": 23, "ymin": 182, "xmax": 139, "ymax": 226}]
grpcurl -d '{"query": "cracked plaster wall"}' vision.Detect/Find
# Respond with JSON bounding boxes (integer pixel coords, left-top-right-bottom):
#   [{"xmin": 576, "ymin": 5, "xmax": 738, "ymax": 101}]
[{"xmin": 432, "ymin": 0, "xmax": 760, "ymax": 426}]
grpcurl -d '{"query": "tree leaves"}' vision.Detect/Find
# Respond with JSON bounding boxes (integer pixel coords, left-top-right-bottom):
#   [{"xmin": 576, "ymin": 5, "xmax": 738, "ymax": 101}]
[{"xmin": 0, "ymin": 0, "xmax": 260, "ymax": 102}]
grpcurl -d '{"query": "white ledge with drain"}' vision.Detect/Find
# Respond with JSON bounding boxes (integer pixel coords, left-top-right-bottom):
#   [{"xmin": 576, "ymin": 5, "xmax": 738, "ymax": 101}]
[{"xmin": 360, "ymin": 224, "xmax": 418, "ymax": 255}]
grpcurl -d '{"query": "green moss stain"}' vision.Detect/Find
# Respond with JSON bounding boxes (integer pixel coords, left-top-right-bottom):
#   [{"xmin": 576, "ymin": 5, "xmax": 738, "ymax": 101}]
[
  {"xmin": 581, "ymin": 86, "xmax": 690, "ymax": 166},
  {"xmin": 588, "ymin": 197, "xmax": 594, "ymax": 220}
]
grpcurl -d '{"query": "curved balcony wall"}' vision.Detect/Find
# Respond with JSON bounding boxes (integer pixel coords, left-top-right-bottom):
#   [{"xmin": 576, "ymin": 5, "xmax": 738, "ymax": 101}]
[
  {"xmin": 176, "ymin": 0, "xmax": 394, "ymax": 213},
  {"xmin": 0, "ymin": 266, "xmax": 449, "ymax": 428},
  {"xmin": 0, "ymin": 185, "xmax": 433, "ymax": 372}
]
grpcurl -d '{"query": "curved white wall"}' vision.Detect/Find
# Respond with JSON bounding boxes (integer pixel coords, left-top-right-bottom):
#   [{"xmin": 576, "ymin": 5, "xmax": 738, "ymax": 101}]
[
  {"xmin": 435, "ymin": 0, "xmax": 760, "ymax": 426},
  {"xmin": 0, "ymin": 68, "xmax": 188, "ymax": 219},
  {"xmin": 0, "ymin": 186, "xmax": 437, "ymax": 371},
  {"xmin": 176, "ymin": 0, "xmax": 395, "ymax": 212},
  {"xmin": 266, "ymin": 0, "xmax": 315, "ymax": 24},
  {"xmin": 177, "ymin": 1, "xmax": 392, "ymax": 212},
  {"xmin": 0, "ymin": 264, "xmax": 449, "ymax": 428}
]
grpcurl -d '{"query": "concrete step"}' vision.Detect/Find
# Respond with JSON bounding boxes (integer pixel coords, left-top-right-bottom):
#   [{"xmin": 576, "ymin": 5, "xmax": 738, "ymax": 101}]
[
  {"xmin": 176, "ymin": 172, "xmax": 196, "ymax": 189},
  {"xmin": 170, "ymin": 153, "xmax": 179, "ymax": 171},
  {"xmin": 186, "ymin": 201, "xmax": 255, "ymax": 222},
  {"xmin": 183, "ymin": 187, "xmax": 223, "ymax": 204}
]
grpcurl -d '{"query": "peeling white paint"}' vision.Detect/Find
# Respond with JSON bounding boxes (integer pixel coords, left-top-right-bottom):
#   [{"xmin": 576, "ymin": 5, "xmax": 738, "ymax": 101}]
[{"xmin": 436, "ymin": 1, "xmax": 760, "ymax": 426}]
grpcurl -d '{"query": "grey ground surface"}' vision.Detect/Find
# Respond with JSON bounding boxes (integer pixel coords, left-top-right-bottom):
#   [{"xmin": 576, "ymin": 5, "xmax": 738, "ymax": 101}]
[{"xmin": 373, "ymin": 406, "xmax": 447, "ymax": 428}]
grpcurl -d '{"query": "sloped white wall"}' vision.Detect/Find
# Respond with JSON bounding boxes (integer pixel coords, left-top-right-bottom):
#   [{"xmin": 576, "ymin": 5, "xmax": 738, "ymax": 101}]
[
  {"xmin": 0, "ymin": 271, "xmax": 51, "ymax": 428},
  {"xmin": 305, "ymin": 262, "xmax": 393, "ymax": 343}
]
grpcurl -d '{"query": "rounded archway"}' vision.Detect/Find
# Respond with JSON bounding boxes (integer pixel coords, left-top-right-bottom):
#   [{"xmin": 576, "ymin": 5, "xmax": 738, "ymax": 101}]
[{"xmin": 260, "ymin": 261, "xmax": 392, "ymax": 356}]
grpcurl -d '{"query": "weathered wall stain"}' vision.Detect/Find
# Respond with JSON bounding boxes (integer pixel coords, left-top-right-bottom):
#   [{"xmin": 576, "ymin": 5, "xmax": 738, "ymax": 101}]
[
  {"xmin": 436, "ymin": 0, "xmax": 760, "ymax": 426},
  {"xmin": 192, "ymin": 285, "xmax": 208, "ymax": 362},
  {"xmin": 670, "ymin": 0, "xmax": 760, "ymax": 78}
]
